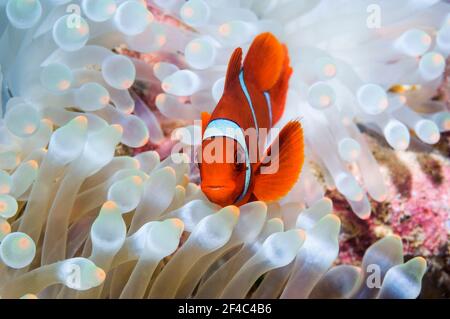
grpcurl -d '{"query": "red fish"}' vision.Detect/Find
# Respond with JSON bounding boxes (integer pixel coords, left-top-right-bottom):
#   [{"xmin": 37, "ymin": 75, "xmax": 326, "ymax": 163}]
[{"xmin": 198, "ymin": 32, "xmax": 304, "ymax": 207}]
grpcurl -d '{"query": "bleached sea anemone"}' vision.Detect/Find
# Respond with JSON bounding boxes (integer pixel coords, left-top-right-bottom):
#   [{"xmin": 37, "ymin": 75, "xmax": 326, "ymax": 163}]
[{"xmin": 0, "ymin": 0, "xmax": 448, "ymax": 299}]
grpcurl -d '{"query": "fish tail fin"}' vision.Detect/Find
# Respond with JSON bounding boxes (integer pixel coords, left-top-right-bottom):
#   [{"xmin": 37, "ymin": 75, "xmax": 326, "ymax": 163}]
[
  {"xmin": 269, "ymin": 44, "xmax": 292, "ymax": 125},
  {"xmin": 252, "ymin": 120, "xmax": 304, "ymax": 202},
  {"xmin": 242, "ymin": 32, "xmax": 285, "ymax": 92}
]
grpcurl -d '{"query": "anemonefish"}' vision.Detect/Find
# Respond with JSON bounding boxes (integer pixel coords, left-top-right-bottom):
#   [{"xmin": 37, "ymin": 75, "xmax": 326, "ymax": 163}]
[{"xmin": 198, "ymin": 32, "xmax": 304, "ymax": 207}]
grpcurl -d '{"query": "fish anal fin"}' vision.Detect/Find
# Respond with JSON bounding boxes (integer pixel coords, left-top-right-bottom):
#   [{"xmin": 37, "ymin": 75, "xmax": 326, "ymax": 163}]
[
  {"xmin": 224, "ymin": 47, "xmax": 243, "ymax": 91},
  {"xmin": 243, "ymin": 32, "xmax": 284, "ymax": 91},
  {"xmin": 253, "ymin": 120, "xmax": 304, "ymax": 202}
]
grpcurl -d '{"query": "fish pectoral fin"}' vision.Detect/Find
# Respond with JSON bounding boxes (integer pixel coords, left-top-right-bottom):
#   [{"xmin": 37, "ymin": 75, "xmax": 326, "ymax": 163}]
[
  {"xmin": 201, "ymin": 112, "xmax": 212, "ymax": 136},
  {"xmin": 243, "ymin": 32, "xmax": 284, "ymax": 92},
  {"xmin": 253, "ymin": 120, "xmax": 304, "ymax": 202},
  {"xmin": 224, "ymin": 47, "xmax": 243, "ymax": 91}
]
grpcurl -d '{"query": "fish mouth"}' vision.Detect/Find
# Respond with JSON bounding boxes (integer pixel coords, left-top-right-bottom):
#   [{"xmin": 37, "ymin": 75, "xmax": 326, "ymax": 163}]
[
  {"xmin": 204, "ymin": 185, "xmax": 230, "ymax": 191},
  {"xmin": 202, "ymin": 185, "xmax": 236, "ymax": 206}
]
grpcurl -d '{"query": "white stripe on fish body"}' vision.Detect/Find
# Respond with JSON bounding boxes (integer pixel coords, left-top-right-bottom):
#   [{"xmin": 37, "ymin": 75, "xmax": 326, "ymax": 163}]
[
  {"xmin": 239, "ymin": 70, "xmax": 273, "ymax": 132},
  {"xmin": 239, "ymin": 70, "xmax": 259, "ymax": 138}
]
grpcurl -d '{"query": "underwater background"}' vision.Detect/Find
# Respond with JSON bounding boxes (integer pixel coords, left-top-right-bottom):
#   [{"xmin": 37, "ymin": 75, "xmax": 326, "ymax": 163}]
[{"xmin": 0, "ymin": 0, "xmax": 448, "ymax": 298}]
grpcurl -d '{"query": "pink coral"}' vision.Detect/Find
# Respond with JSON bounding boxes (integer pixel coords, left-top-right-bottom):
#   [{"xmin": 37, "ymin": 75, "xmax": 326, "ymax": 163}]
[
  {"xmin": 388, "ymin": 155, "xmax": 449, "ymax": 256},
  {"xmin": 335, "ymin": 140, "xmax": 449, "ymax": 265}
]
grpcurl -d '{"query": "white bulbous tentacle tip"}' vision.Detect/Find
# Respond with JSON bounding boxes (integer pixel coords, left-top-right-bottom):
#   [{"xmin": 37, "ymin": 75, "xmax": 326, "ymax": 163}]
[
  {"xmin": 167, "ymin": 218, "xmax": 185, "ymax": 238},
  {"xmin": 82, "ymin": 0, "xmax": 117, "ymax": 23},
  {"xmin": 408, "ymin": 256, "xmax": 428, "ymax": 275},
  {"xmin": 107, "ymin": 175, "xmax": 145, "ymax": 212},
  {"xmin": 185, "ymin": 37, "xmax": 217, "ymax": 70},
  {"xmin": 194, "ymin": 205, "xmax": 240, "ymax": 251},
  {"xmin": 90, "ymin": 266, "xmax": 107, "ymax": 288},
  {"xmin": 378, "ymin": 256, "xmax": 427, "ymax": 299},
  {"xmin": 40, "ymin": 63, "xmax": 73, "ymax": 94},
  {"xmin": 217, "ymin": 21, "xmax": 255, "ymax": 45},
  {"xmin": 4, "ymin": 101, "xmax": 41, "ymax": 138},
  {"xmin": 92, "ymin": 124, "xmax": 123, "ymax": 148},
  {"xmin": 384, "ymin": 120, "xmax": 410, "ymax": 151},
  {"xmin": 414, "ymin": 119, "xmax": 440, "ymax": 144},
  {"xmin": 357, "ymin": 84, "xmax": 389, "ymax": 115},
  {"xmin": 0, "ymin": 194, "xmax": 18, "ymax": 219},
  {"xmin": 319, "ymin": 197, "xmax": 333, "ymax": 211},
  {"xmin": 315, "ymin": 57, "xmax": 338, "ymax": 80},
  {"xmin": 236, "ymin": 201, "xmax": 268, "ymax": 241},
  {"xmin": 308, "ymin": 82, "xmax": 336, "ymax": 109},
  {"xmin": 219, "ymin": 205, "xmax": 240, "ymax": 225},
  {"xmin": 419, "ymin": 52, "xmax": 446, "ymax": 81},
  {"xmin": 161, "ymin": 70, "xmax": 200, "ymax": 96},
  {"xmin": 47, "ymin": 116, "xmax": 89, "ymax": 165},
  {"xmin": 91, "ymin": 200, "xmax": 126, "ymax": 252},
  {"xmin": 358, "ymin": 207, "xmax": 371, "ymax": 220},
  {"xmin": 59, "ymin": 258, "xmax": 106, "ymax": 290},
  {"xmin": 373, "ymin": 190, "xmax": 388, "ymax": 203},
  {"xmin": 152, "ymin": 166, "xmax": 176, "ymax": 180},
  {"xmin": 244, "ymin": 200, "xmax": 268, "ymax": 213},
  {"xmin": 263, "ymin": 229, "xmax": 306, "ymax": 267},
  {"xmin": 42, "ymin": 118, "xmax": 54, "ymax": 128},
  {"xmin": 53, "ymin": 15, "xmax": 90, "ymax": 52},
  {"xmin": 375, "ymin": 234, "xmax": 403, "ymax": 252},
  {"xmin": 433, "ymin": 112, "xmax": 450, "ymax": 132},
  {"xmin": 180, "ymin": 0, "xmax": 210, "ymax": 27},
  {"xmin": 397, "ymin": 29, "xmax": 432, "ymax": 57},
  {"xmin": 75, "ymin": 82, "xmax": 110, "ymax": 111},
  {"xmin": 338, "ymin": 138, "xmax": 361, "ymax": 162},
  {"xmin": 73, "ymin": 115, "xmax": 89, "ymax": 128},
  {"xmin": 134, "ymin": 151, "xmax": 160, "ymax": 173},
  {"xmin": 335, "ymin": 173, "xmax": 364, "ymax": 202},
  {"xmin": 114, "ymin": 0, "xmax": 153, "ymax": 36},
  {"xmin": 6, "ymin": 0, "xmax": 43, "ymax": 29},
  {"xmin": 145, "ymin": 218, "xmax": 185, "ymax": 258},
  {"xmin": 131, "ymin": 175, "xmax": 143, "ymax": 186},
  {"xmin": 153, "ymin": 62, "xmax": 179, "ymax": 82},
  {"xmin": 111, "ymin": 124, "xmax": 124, "ymax": 136},
  {"xmin": 295, "ymin": 197, "xmax": 334, "ymax": 231},
  {"xmin": 309, "ymin": 214, "xmax": 342, "ymax": 239},
  {"xmin": 100, "ymin": 200, "xmax": 120, "ymax": 214},
  {"xmin": 102, "ymin": 55, "xmax": 136, "ymax": 90},
  {"xmin": 0, "ymin": 232, "xmax": 36, "ymax": 269}
]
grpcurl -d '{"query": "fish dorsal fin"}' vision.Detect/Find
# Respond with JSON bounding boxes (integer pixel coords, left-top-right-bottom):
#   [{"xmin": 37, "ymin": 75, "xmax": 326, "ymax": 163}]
[
  {"xmin": 253, "ymin": 120, "xmax": 304, "ymax": 202},
  {"xmin": 268, "ymin": 44, "xmax": 292, "ymax": 126},
  {"xmin": 201, "ymin": 112, "xmax": 211, "ymax": 135},
  {"xmin": 243, "ymin": 32, "xmax": 284, "ymax": 92},
  {"xmin": 224, "ymin": 48, "xmax": 243, "ymax": 91}
]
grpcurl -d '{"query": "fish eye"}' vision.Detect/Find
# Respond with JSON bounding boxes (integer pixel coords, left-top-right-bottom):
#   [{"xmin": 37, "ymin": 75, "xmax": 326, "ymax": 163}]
[{"xmin": 235, "ymin": 162, "xmax": 245, "ymax": 171}]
